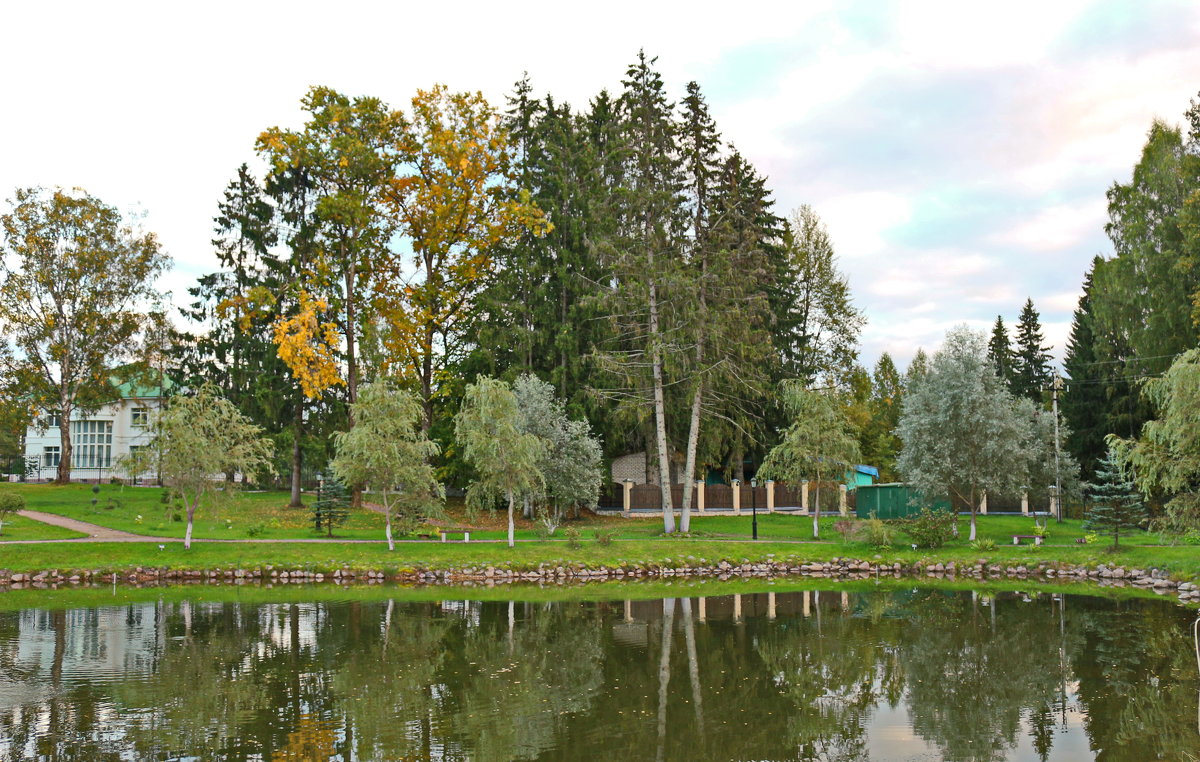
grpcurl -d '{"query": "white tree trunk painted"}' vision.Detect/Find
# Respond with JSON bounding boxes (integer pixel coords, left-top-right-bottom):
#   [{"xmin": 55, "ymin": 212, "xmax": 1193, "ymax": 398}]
[
  {"xmin": 649, "ymin": 280, "xmax": 675, "ymax": 534},
  {"xmin": 680, "ymin": 381, "xmax": 703, "ymax": 533},
  {"xmin": 812, "ymin": 485, "xmax": 821, "ymax": 538}
]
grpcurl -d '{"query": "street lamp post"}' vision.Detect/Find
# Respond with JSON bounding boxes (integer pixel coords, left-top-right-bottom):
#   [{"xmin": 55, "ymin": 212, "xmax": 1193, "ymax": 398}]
[{"xmin": 750, "ymin": 477, "xmax": 759, "ymax": 540}]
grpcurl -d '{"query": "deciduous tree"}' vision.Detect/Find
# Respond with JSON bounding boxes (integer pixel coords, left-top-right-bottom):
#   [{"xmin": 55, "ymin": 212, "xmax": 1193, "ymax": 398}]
[
  {"xmin": 0, "ymin": 187, "xmax": 168, "ymax": 482},
  {"xmin": 897, "ymin": 326, "xmax": 1036, "ymax": 541},
  {"xmin": 760, "ymin": 383, "xmax": 862, "ymax": 538},
  {"xmin": 125, "ymin": 384, "xmax": 274, "ymax": 548},
  {"xmin": 330, "ymin": 381, "xmax": 442, "ymax": 550},
  {"xmin": 455, "ymin": 376, "xmax": 543, "ymax": 547}
]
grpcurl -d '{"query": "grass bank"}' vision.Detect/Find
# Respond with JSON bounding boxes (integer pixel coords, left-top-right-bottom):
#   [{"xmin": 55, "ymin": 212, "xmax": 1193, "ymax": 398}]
[{"xmin": 0, "ymin": 573, "xmax": 1174, "ymax": 613}]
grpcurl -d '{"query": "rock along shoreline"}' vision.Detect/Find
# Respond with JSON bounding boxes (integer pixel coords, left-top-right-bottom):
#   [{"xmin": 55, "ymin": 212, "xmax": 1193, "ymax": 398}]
[{"xmin": 2, "ymin": 557, "xmax": 1197, "ymax": 605}]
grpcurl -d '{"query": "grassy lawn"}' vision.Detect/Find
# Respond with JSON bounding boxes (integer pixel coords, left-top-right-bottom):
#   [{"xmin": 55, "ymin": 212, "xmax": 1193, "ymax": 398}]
[
  {"xmin": 3, "ymin": 536, "xmax": 1200, "ymax": 579},
  {"xmin": 0, "ymin": 482, "xmax": 389, "ymax": 540},
  {"xmin": 0, "ymin": 514, "xmax": 87, "ymax": 542}
]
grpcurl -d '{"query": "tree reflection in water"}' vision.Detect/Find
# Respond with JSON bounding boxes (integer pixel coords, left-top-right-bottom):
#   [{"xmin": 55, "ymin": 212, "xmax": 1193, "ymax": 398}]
[{"xmin": 0, "ymin": 587, "xmax": 1195, "ymax": 761}]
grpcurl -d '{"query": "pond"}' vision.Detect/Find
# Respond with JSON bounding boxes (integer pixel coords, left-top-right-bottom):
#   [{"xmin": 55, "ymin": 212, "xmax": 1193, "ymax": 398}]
[{"xmin": 0, "ymin": 584, "xmax": 1196, "ymax": 761}]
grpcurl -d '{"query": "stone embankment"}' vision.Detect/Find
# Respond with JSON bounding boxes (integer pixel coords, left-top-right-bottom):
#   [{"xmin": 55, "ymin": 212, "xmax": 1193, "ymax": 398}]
[{"xmin": 1, "ymin": 557, "xmax": 1197, "ymax": 604}]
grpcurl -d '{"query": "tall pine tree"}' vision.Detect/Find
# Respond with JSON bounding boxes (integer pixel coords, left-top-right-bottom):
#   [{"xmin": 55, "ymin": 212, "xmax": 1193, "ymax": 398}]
[{"xmin": 1062, "ymin": 260, "xmax": 1109, "ymax": 480}]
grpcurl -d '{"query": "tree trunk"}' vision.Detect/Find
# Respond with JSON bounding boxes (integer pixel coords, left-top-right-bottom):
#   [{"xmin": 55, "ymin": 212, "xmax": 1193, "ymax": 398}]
[
  {"xmin": 649, "ymin": 280, "xmax": 675, "ymax": 533},
  {"xmin": 384, "ymin": 496, "xmax": 394, "ymax": 551},
  {"xmin": 681, "ymin": 597, "xmax": 704, "ymax": 731},
  {"xmin": 656, "ymin": 597, "xmax": 676, "ymax": 762},
  {"xmin": 523, "ymin": 495, "xmax": 532, "ymax": 520},
  {"xmin": 812, "ymin": 483, "xmax": 821, "ymax": 539},
  {"xmin": 680, "ymin": 231, "xmax": 709, "ymax": 533},
  {"xmin": 288, "ymin": 404, "xmax": 303, "ymax": 508},
  {"xmin": 968, "ymin": 488, "xmax": 977, "ymax": 541},
  {"xmin": 680, "ymin": 380, "xmax": 702, "ymax": 534},
  {"xmin": 507, "ymin": 490, "xmax": 515, "ymax": 548},
  {"xmin": 56, "ymin": 400, "xmax": 73, "ymax": 484},
  {"xmin": 184, "ymin": 498, "xmax": 198, "ymax": 549}
]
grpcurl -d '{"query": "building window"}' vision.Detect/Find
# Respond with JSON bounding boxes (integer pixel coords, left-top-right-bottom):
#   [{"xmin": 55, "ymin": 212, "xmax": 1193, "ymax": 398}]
[
  {"xmin": 71, "ymin": 420, "xmax": 113, "ymax": 469},
  {"xmin": 42, "ymin": 410, "xmax": 61, "ymax": 428},
  {"xmin": 43, "ymin": 446, "xmax": 60, "ymax": 468},
  {"xmin": 131, "ymin": 408, "xmax": 150, "ymax": 428}
]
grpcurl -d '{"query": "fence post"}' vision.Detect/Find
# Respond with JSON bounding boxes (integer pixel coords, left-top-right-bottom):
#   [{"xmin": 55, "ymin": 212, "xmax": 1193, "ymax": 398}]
[
  {"xmin": 732, "ymin": 479, "xmax": 742, "ymax": 515},
  {"xmin": 1050, "ymin": 486, "xmax": 1060, "ymax": 520},
  {"xmin": 1021, "ymin": 491, "xmax": 1029, "ymax": 515},
  {"xmin": 696, "ymin": 480, "xmax": 706, "ymax": 513},
  {"xmin": 801, "ymin": 481, "xmax": 809, "ymax": 514},
  {"xmin": 767, "ymin": 480, "xmax": 775, "ymax": 513},
  {"xmin": 622, "ymin": 479, "xmax": 632, "ymax": 516},
  {"xmin": 979, "ymin": 491, "xmax": 988, "ymax": 515},
  {"xmin": 838, "ymin": 484, "xmax": 848, "ymax": 516}
]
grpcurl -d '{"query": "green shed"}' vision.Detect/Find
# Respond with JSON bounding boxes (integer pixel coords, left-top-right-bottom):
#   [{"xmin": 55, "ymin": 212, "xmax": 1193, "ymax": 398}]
[{"xmin": 854, "ymin": 483, "xmax": 952, "ymax": 519}]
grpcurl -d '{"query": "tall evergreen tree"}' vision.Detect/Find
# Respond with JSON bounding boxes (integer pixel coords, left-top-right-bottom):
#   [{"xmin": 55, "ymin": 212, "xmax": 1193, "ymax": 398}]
[
  {"xmin": 865, "ymin": 352, "xmax": 903, "ymax": 479},
  {"xmin": 1083, "ymin": 447, "xmax": 1146, "ymax": 548},
  {"xmin": 1062, "ymin": 260, "xmax": 1109, "ymax": 481},
  {"xmin": 987, "ymin": 316, "xmax": 1015, "ymax": 388},
  {"xmin": 593, "ymin": 51, "xmax": 689, "ymax": 531},
  {"xmin": 1011, "ymin": 298, "xmax": 1052, "ymax": 402}
]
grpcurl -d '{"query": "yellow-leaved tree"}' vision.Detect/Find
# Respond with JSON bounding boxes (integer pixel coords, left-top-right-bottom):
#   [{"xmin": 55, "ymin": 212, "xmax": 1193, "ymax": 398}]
[
  {"xmin": 273, "ymin": 291, "xmax": 344, "ymax": 400},
  {"xmin": 381, "ymin": 85, "xmax": 551, "ymax": 427}
]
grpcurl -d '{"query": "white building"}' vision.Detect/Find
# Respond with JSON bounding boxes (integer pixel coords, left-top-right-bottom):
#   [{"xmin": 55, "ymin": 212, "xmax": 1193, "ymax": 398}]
[{"xmin": 22, "ymin": 379, "xmax": 165, "ymax": 482}]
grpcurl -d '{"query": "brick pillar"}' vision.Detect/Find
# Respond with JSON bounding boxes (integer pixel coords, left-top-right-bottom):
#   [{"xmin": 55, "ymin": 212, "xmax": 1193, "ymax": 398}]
[
  {"xmin": 979, "ymin": 491, "xmax": 988, "ymax": 515},
  {"xmin": 622, "ymin": 480, "xmax": 632, "ymax": 516},
  {"xmin": 733, "ymin": 593, "xmax": 742, "ymax": 622},
  {"xmin": 767, "ymin": 480, "xmax": 775, "ymax": 513},
  {"xmin": 696, "ymin": 480, "xmax": 705, "ymax": 513},
  {"xmin": 801, "ymin": 481, "xmax": 809, "ymax": 513},
  {"xmin": 838, "ymin": 484, "xmax": 848, "ymax": 516},
  {"xmin": 698, "ymin": 597, "xmax": 707, "ymax": 622},
  {"xmin": 1021, "ymin": 491, "xmax": 1029, "ymax": 515},
  {"xmin": 732, "ymin": 479, "xmax": 742, "ymax": 515},
  {"xmin": 767, "ymin": 592, "xmax": 776, "ymax": 620}
]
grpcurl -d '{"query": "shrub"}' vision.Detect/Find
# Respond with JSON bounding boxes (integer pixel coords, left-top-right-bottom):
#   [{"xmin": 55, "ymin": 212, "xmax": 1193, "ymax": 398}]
[
  {"xmin": 0, "ymin": 492, "xmax": 25, "ymax": 536},
  {"xmin": 594, "ymin": 528, "xmax": 617, "ymax": 546},
  {"xmin": 833, "ymin": 519, "xmax": 857, "ymax": 543},
  {"xmin": 903, "ymin": 508, "xmax": 958, "ymax": 549},
  {"xmin": 1181, "ymin": 530, "xmax": 1200, "ymax": 546},
  {"xmin": 246, "ymin": 523, "xmax": 268, "ymax": 538},
  {"xmin": 969, "ymin": 538, "xmax": 997, "ymax": 551},
  {"xmin": 563, "ymin": 526, "xmax": 582, "ymax": 549},
  {"xmin": 861, "ymin": 515, "xmax": 895, "ymax": 548}
]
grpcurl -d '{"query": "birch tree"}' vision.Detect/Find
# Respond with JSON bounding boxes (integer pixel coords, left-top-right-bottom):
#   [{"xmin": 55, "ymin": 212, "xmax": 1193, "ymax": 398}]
[
  {"xmin": 330, "ymin": 381, "xmax": 442, "ymax": 550},
  {"xmin": 896, "ymin": 326, "xmax": 1036, "ymax": 541},
  {"xmin": 760, "ymin": 383, "xmax": 861, "ymax": 538},
  {"xmin": 0, "ymin": 187, "xmax": 168, "ymax": 482},
  {"xmin": 455, "ymin": 376, "xmax": 543, "ymax": 547}
]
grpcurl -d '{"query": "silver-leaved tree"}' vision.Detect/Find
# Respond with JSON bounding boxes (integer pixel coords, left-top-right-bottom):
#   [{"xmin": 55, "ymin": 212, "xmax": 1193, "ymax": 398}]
[
  {"xmin": 512, "ymin": 373, "xmax": 604, "ymax": 521},
  {"xmin": 330, "ymin": 381, "xmax": 442, "ymax": 550},
  {"xmin": 897, "ymin": 326, "xmax": 1036, "ymax": 541}
]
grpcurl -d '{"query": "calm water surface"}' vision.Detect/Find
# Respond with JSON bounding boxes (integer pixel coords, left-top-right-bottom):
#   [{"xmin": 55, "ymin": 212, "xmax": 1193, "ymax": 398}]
[{"xmin": 0, "ymin": 586, "xmax": 1197, "ymax": 761}]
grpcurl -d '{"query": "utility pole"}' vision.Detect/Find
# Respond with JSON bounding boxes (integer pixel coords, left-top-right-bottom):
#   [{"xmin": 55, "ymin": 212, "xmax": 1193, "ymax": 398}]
[{"xmin": 1052, "ymin": 372, "xmax": 1063, "ymax": 524}]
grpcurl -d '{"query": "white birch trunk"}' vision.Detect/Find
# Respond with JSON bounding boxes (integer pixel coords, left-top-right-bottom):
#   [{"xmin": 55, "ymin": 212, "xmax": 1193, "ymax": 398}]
[
  {"xmin": 680, "ymin": 381, "xmax": 702, "ymax": 533},
  {"xmin": 812, "ymin": 484, "xmax": 821, "ymax": 539}
]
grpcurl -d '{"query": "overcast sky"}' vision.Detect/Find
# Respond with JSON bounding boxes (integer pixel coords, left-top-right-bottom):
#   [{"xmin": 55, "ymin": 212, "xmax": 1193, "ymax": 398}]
[{"xmin": 3, "ymin": 0, "xmax": 1198, "ymax": 371}]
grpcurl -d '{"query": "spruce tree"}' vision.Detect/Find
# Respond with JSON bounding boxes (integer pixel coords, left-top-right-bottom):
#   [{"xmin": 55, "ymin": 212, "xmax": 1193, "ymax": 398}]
[
  {"xmin": 1012, "ymin": 298, "xmax": 1052, "ymax": 402},
  {"xmin": 1062, "ymin": 260, "xmax": 1109, "ymax": 480},
  {"xmin": 1084, "ymin": 447, "xmax": 1146, "ymax": 548},
  {"xmin": 987, "ymin": 316, "xmax": 1014, "ymax": 388}
]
